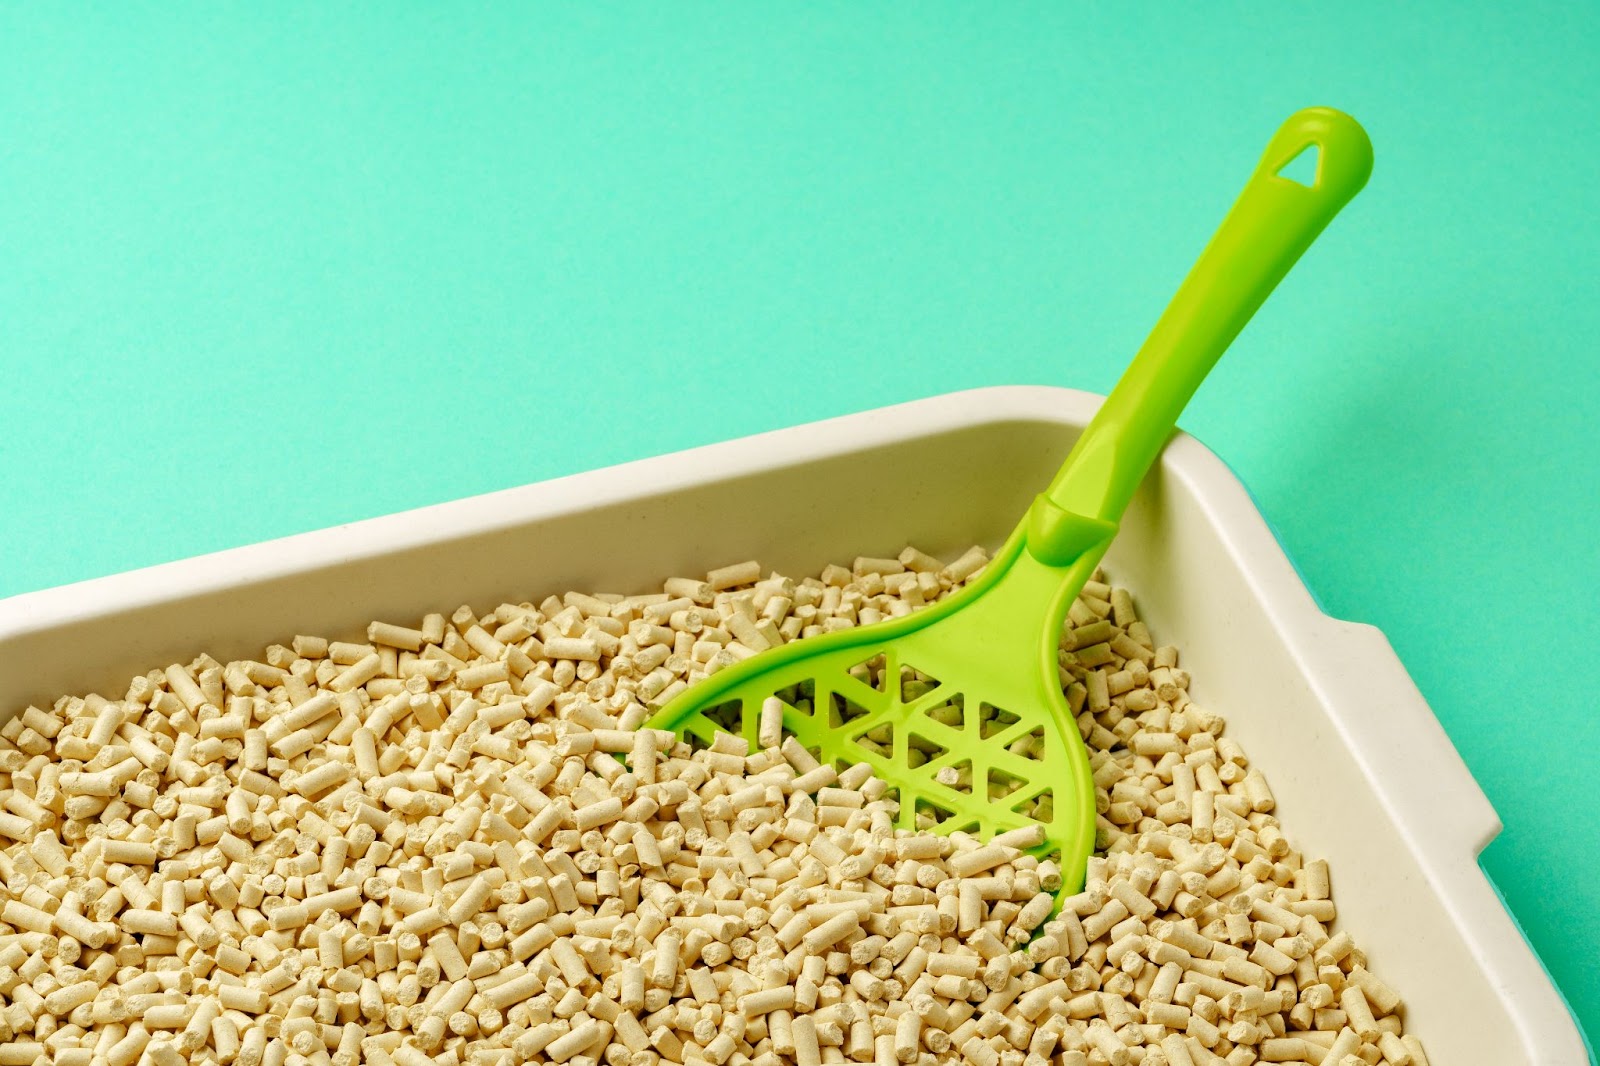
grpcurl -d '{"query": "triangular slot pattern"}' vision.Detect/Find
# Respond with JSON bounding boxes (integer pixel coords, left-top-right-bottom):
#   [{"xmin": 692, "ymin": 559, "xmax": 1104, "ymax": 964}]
[
  {"xmin": 1021, "ymin": 787, "xmax": 1055, "ymax": 824},
  {"xmin": 829, "ymin": 690, "xmax": 874, "ymax": 728},
  {"xmin": 905, "ymin": 730, "xmax": 948, "ymax": 770},
  {"xmin": 846, "ymin": 651, "xmax": 891, "ymax": 695},
  {"xmin": 978, "ymin": 702, "xmax": 1021, "ymax": 740},
  {"xmin": 685, "ymin": 699, "xmax": 743, "ymax": 747},
  {"xmin": 830, "ymin": 668, "xmax": 888, "ymax": 718},
  {"xmin": 774, "ymin": 675, "xmax": 838, "ymax": 742},
  {"xmin": 898, "ymin": 662, "xmax": 942, "ymax": 703},
  {"xmin": 933, "ymin": 758, "xmax": 973, "ymax": 795},
  {"xmin": 986, "ymin": 766, "xmax": 1027, "ymax": 803},
  {"xmin": 998, "ymin": 776, "xmax": 1052, "ymax": 814},
  {"xmin": 984, "ymin": 713, "xmax": 1040, "ymax": 751},
  {"xmin": 910, "ymin": 691, "xmax": 965, "ymax": 735},
  {"xmin": 775, "ymin": 679, "xmax": 816, "ymax": 720},
  {"xmin": 680, "ymin": 713, "xmax": 721, "ymax": 747},
  {"xmin": 1276, "ymin": 144, "xmax": 1320, "ymax": 188},
  {"xmin": 1005, "ymin": 724, "xmax": 1046, "ymax": 762},
  {"xmin": 913, "ymin": 796, "xmax": 956, "ymax": 830},
  {"xmin": 852, "ymin": 718, "xmax": 895, "ymax": 760}
]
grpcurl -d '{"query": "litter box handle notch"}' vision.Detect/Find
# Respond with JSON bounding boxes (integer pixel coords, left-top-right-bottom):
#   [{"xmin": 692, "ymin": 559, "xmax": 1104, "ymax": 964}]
[{"xmin": 1029, "ymin": 107, "xmax": 1372, "ymax": 563}]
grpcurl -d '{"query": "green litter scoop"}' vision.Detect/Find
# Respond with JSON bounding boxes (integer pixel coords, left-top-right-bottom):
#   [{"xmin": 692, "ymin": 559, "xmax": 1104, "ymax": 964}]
[{"xmin": 647, "ymin": 107, "xmax": 1372, "ymax": 894}]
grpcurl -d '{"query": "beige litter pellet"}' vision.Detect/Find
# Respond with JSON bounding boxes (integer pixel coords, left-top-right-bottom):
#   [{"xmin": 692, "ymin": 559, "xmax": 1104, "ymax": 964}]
[{"xmin": 0, "ymin": 547, "xmax": 1425, "ymax": 1066}]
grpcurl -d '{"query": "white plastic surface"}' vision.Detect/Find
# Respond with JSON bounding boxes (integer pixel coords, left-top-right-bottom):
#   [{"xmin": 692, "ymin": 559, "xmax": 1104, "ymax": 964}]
[{"xmin": 0, "ymin": 386, "xmax": 1585, "ymax": 1064}]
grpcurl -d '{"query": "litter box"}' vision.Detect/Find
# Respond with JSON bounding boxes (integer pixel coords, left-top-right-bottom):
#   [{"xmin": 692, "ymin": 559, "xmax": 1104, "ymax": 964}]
[{"xmin": 0, "ymin": 386, "xmax": 1585, "ymax": 1064}]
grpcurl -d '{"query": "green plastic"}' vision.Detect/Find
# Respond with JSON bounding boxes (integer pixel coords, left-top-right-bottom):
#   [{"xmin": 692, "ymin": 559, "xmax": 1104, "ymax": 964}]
[{"xmin": 646, "ymin": 107, "xmax": 1372, "ymax": 894}]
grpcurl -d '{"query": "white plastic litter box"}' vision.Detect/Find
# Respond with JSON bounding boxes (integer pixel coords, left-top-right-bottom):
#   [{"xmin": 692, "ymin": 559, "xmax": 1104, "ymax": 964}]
[{"xmin": 0, "ymin": 386, "xmax": 1585, "ymax": 1065}]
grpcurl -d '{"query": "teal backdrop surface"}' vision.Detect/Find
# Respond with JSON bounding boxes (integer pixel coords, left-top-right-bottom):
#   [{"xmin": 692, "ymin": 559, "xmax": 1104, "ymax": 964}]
[{"xmin": 3, "ymin": 3, "xmax": 1597, "ymax": 1047}]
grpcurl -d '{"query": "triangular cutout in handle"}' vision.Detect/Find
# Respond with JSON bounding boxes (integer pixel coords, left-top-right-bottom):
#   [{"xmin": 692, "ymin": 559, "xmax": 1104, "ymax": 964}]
[{"xmin": 1275, "ymin": 143, "xmax": 1321, "ymax": 188}]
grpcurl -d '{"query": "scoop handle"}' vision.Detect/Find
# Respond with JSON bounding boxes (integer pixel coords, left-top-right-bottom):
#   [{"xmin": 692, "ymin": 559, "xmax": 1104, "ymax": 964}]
[{"xmin": 1029, "ymin": 107, "xmax": 1372, "ymax": 561}]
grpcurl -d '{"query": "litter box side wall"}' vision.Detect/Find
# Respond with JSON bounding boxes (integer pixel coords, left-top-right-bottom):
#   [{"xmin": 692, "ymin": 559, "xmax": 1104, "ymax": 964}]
[
  {"xmin": 1099, "ymin": 410, "xmax": 1585, "ymax": 1066},
  {"xmin": 0, "ymin": 392, "xmax": 1062, "ymax": 714}
]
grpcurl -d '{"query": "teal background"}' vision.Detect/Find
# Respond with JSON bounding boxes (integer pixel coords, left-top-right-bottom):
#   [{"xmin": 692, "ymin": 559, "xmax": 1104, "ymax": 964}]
[{"xmin": 2, "ymin": 4, "xmax": 1596, "ymax": 1048}]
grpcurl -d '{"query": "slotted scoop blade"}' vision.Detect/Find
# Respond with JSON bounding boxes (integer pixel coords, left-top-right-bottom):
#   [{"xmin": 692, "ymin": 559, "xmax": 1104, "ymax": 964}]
[{"xmin": 648, "ymin": 107, "xmax": 1372, "ymax": 894}]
